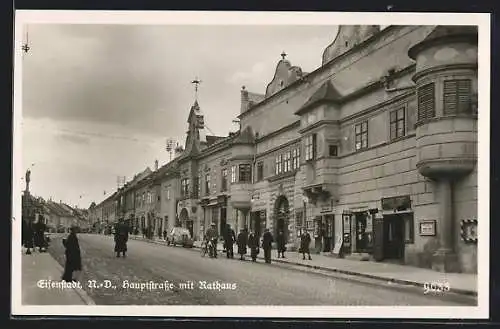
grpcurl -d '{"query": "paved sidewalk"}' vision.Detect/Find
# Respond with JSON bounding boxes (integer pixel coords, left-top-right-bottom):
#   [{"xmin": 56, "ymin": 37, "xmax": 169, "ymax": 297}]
[
  {"xmin": 22, "ymin": 249, "xmax": 95, "ymax": 305},
  {"xmin": 126, "ymin": 235, "xmax": 477, "ymax": 296}
]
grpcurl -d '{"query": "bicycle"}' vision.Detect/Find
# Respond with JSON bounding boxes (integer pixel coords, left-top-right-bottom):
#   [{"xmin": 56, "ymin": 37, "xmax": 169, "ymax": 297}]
[{"xmin": 200, "ymin": 240, "xmax": 209, "ymax": 257}]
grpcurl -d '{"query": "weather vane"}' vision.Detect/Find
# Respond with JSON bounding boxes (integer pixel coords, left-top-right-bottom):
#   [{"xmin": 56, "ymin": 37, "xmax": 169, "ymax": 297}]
[
  {"xmin": 191, "ymin": 77, "xmax": 202, "ymax": 100},
  {"xmin": 22, "ymin": 28, "xmax": 30, "ymax": 54}
]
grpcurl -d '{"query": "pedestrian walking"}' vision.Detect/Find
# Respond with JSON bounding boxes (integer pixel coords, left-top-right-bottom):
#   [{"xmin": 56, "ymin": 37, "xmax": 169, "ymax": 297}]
[
  {"xmin": 262, "ymin": 228, "xmax": 274, "ymax": 264},
  {"xmin": 22, "ymin": 219, "xmax": 34, "ymax": 255},
  {"xmin": 276, "ymin": 229, "xmax": 286, "ymax": 258},
  {"xmin": 223, "ymin": 224, "xmax": 236, "ymax": 259},
  {"xmin": 236, "ymin": 228, "xmax": 248, "ymax": 260},
  {"xmin": 248, "ymin": 230, "xmax": 259, "ymax": 262},
  {"xmin": 163, "ymin": 229, "xmax": 167, "ymax": 240},
  {"xmin": 300, "ymin": 231, "xmax": 312, "ymax": 260},
  {"xmin": 204, "ymin": 223, "xmax": 219, "ymax": 258},
  {"xmin": 62, "ymin": 226, "xmax": 82, "ymax": 282},
  {"xmin": 114, "ymin": 219, "xmax": 129, "ymax": 257}
]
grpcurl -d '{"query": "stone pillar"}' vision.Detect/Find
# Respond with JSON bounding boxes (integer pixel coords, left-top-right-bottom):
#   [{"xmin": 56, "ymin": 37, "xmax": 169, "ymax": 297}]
[
  {"xmin": 432, "ymin": 180, "xmax": 459, "ymax": 272},
  {"xmin": 237, "ymin": 210, "xmax": 244, "ymax": 231}
]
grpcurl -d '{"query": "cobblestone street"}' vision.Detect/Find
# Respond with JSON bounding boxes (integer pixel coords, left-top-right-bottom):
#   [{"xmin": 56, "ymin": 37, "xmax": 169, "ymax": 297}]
[{"xmin": 46, "ymin": 234, "xmax": 476, "ymax": 306}]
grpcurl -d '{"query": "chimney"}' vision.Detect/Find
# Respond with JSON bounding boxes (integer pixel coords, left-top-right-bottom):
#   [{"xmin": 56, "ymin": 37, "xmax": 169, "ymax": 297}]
[
  {"xmin": 240, "ymin": 86, "xmax": 249, "ymax": 114},
  {"xmin": 155, "ymin": 159, "xmax": 159, "ymax": 171}
]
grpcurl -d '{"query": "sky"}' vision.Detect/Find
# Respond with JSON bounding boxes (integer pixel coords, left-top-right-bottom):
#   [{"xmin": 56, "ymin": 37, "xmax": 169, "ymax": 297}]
[{"xmin": 20, "ymin": 24, "xmax": 341, "ymax": 208}]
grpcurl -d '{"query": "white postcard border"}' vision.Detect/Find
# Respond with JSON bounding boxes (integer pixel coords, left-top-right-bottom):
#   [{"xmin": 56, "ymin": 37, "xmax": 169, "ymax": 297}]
[{"xmin": 12, "ymin": 10, "xmax": 491, "ymax": 319}]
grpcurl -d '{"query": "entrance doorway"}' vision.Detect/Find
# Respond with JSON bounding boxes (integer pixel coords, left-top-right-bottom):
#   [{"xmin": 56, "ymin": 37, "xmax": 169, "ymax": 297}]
[
  {"xmin": 274, "ymin": 196, "xmax": 289, "ymax": 243},
  {"xmin": 323, "ymin": 215, "xmax": 334, "ymax": 252},
  {"xmin": 382, "ymin": 214, "xmax": 405, "ymax": 261},
  {"xmin": 355, "ymin": 212, "xmax": 369, "ymax": 253}
]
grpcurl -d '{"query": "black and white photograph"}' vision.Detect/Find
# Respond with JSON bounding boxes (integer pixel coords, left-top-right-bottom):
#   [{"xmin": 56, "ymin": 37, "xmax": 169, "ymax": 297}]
[{"xmin": 12, "ymin": 11, "xmax": 490, "ymax": 318}]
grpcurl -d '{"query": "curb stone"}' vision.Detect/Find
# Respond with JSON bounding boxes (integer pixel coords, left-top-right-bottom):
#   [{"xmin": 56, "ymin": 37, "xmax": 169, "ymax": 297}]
[{"xmin": 120, "ymin": 234, "xmax": 478, "ymax": 297}]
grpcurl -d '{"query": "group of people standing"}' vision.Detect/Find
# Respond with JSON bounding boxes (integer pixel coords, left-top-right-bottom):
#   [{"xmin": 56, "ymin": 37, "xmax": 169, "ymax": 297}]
[
  {"xmin": 22, "ymin": 219, "xmax": 49, "ymax": 255},
  {"xmin": 215, "ymin": 224, "xmax": 313, "ymax": 264}
]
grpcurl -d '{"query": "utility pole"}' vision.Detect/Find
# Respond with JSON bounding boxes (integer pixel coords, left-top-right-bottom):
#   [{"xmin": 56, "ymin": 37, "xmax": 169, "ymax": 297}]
[{"xmin": 166, "ymin": 139, "xmax": 176, "ymax": 161}]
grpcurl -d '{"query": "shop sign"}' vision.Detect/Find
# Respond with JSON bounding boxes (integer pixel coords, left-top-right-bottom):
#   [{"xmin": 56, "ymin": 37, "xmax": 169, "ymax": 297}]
[
  {"xmin": 381, "ymin": 195, "xmax": 411, "ymax": 211},
  {"xmin": 419, "ymin": 220, "xmax": 436, "ymax": 236},
  {"xmin": 320, "ymin": 205, "xmax": 332, "ymax": 213},
  {"xmin": 332, "ymin": 235, "xmax": 343, "ymax": 256},
  {"xmin": 461, "ymin": 219, "xmax": 477, "ymax": 243}
]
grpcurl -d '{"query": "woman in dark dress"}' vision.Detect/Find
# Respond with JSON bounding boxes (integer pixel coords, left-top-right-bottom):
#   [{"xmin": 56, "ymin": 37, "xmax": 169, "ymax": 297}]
[
  {"xmin": 62, "ymin": 226, "xmax": 82, "ymax": 282},
  {"xmin": 247, "ymin": 230, "xmax": 259, "ymax": 262},
  {"xmin": 114, "ymin": 221, "xmax": 129, "ymax": 257},
  {"xmin": 236, "ymin": 228, "xmax": 248, "ymax": 260},
  {"xmin": 276, "ymin": 230, "xmax": 286, "ymax": 258}
]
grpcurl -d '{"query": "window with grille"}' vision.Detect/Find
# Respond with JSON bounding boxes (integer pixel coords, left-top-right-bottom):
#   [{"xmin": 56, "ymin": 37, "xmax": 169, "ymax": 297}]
[
  {"xmin": 284, "ymin": 151, "xmax": 291, "ymax": 172},
  {"xmin": 221, "ymin": 168, "xmax": 228, "ymax": 191},
  {"xmin": 355, "ymin": 121, "xmax": 368, "ymax": 150},
  {"xmin": 292, "ymin": 147, "xmax": 300, "ymax": 169},
  {"xmin": 443, "ymin": 79, "xmax": 472, "ymax": 115},
  {"xmin": 417, "ymin": 83, "xmax": 435, "ymax": 121},
  {"xmin": 390, "ymin": 107, "xmax": 406, "ymax": 140},
  {"xmin": 256, "ymin": 162, "xmax": 264, "ymax": 181},
  {"xmin": 231, "ymin": 165, "xmax": 237, "ymax": 183},
  {"xmin": 275, "ymin": 154, "xmax": 282, "ymax": 175},
  {"xmin": 305, "ymin": 134, "xmax": 317, "ymax": 161},
  {"xmin": 205, "ymin": 174, "xmax": 210, "ymax": 196},
  {"xmin": 239, "ymin": 164, "xmax": 252, "ymax": 182}
]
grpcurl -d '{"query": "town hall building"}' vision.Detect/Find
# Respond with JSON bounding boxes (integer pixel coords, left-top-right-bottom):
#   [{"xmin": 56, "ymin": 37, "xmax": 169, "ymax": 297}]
[{"xmin": 93, "ymin": 25, "xmax": 478, "ymax": 274}]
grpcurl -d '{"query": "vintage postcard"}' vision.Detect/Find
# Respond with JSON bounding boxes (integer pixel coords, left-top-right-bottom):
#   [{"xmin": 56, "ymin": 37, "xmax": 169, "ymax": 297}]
[{"xmin": 12, "ymin": 10, "xmax": 490, "ymax": 319}]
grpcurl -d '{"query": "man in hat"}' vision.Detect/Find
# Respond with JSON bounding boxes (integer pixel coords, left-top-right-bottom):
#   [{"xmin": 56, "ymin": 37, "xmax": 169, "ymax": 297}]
[
  {"xmin": 204, "ymin": 223, "xmax": 219, "ymax": 258},
  {"xmin": 223, "ymin": 224, "xmax": 236, "ymax": 259},
  {"xmin": 262, "ymin": 228, "xmax": 274, "ymax": 264}
]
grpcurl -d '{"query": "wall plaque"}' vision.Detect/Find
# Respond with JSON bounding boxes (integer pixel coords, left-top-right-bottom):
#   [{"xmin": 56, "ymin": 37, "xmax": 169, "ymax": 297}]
[{"xmin": 419, "ymin": 220, "xmax": 436, "ymax": 236}]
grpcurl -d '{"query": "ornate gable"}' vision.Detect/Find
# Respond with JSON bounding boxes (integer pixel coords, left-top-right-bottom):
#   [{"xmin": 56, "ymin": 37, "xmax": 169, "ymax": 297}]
[
  {"xmin": 265, "ymin": 57, "xmax": 304, "ymax": 98},
  {"xmin": 322, "ymin": 25, "xmax": 380, "ymax": 65}
]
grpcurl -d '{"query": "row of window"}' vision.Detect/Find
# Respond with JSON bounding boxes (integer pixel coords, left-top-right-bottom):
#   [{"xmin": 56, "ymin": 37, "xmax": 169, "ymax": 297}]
[
  {"xmin": 133, "ymin": 191, "xmax": 157, "ymax": 208},
  {"xmin": 274, "ymin": 147, "xmax": 301, "ymax": 176}
]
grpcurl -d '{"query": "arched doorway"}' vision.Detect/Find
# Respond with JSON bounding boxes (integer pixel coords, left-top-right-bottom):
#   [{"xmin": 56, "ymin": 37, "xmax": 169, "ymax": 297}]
[
  {"xmin": 274, "ymin": 195, "xmax": 290, "ymax": 243},
  {"xmin": 180, "ymin": 208, "xmax": 193, "ymax": 237}
]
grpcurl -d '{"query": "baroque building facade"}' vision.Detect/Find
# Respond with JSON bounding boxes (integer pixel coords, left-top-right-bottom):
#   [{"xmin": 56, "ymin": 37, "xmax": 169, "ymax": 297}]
[{"xmin": 92, "ymin": 25, "xmax": 478, "ymax": 274}]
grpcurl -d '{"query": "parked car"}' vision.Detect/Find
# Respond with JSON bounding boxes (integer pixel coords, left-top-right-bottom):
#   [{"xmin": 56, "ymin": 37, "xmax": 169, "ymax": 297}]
[{"xmin": 166, "ymin": 227, "xmax": 194, "ymax": 248}]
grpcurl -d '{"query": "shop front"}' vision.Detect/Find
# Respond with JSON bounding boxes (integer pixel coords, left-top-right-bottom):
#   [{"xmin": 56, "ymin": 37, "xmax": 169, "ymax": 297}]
[
  {"xmin": 341, "ymin": 208, "xmax": 376, "ymax": 256},
  {"xmin": 373, "ymin": 195, "xmax": 413, "ymax": 263}
]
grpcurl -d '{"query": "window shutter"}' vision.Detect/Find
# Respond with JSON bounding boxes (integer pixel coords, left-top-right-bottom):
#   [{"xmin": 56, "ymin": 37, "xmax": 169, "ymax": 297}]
[
  {"xmin": 457, "ymin": 80, "xmax": 472, "ymax": 114},
  {"xmin": 444, "ymin": 79, "xmax": 472, "ymax": 115},
  {"xmin": 312, "ymin": 134, "xmax": 317, "ymax": 159},
  {"xmin": 417, "ymin": 83, "xmax": 435, "ymax": 121}
]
